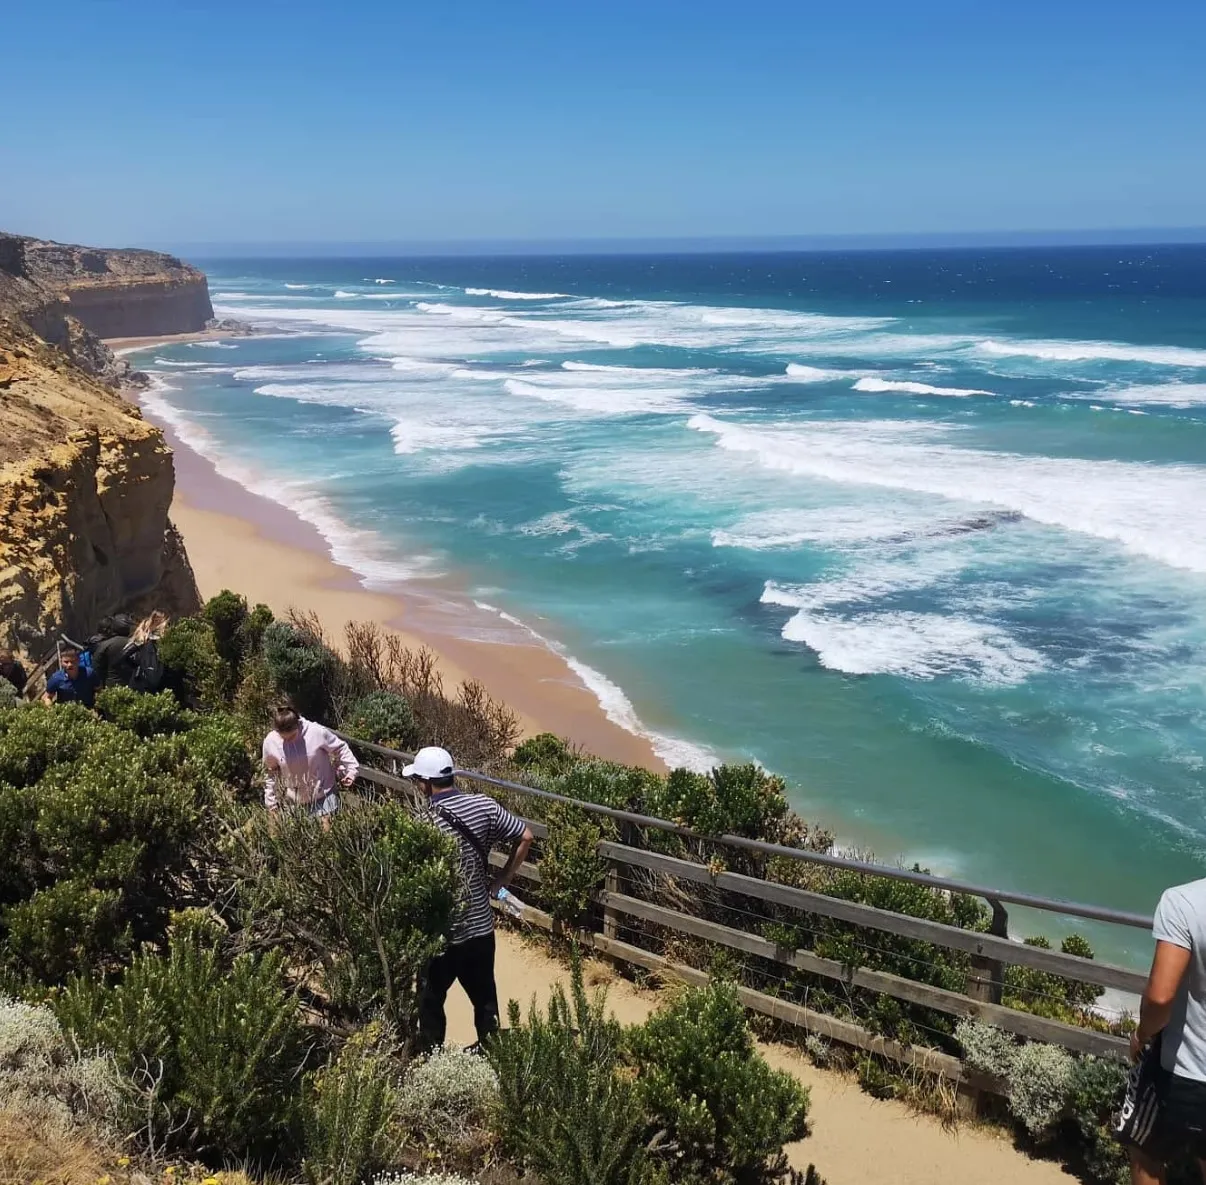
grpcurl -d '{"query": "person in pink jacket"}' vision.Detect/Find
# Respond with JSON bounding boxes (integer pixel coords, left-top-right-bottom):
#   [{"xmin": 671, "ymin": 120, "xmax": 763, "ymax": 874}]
[{"xmin": 261, "ymin": 704, "xmax": 359, "ymax": 828}]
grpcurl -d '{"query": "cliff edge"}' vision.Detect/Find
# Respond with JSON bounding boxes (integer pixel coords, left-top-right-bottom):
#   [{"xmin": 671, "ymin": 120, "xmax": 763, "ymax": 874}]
[
  {"xmin": 0, "ymin": 231, "xmax": 206, "ymax": 657},
  {"xmin": 0, "ymin": 232, "xmax": 214, "ymax": 384}
]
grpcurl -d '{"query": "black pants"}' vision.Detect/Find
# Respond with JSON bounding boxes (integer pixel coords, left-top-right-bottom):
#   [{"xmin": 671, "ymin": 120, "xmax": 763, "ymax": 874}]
[{"xmin": 418, "ymin": 933, "xmax": 499, "ymax": 1051}]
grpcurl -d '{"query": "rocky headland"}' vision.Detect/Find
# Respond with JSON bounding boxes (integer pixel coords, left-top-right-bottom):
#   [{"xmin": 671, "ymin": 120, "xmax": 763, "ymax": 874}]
[{"xmin": 0, "ymin": 231, "xmax": 208, "ymax": 658}]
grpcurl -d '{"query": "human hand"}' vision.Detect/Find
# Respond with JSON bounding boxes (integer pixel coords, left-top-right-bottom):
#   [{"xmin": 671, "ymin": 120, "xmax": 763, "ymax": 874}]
[{"xmin": 1130, "ymin": 1029, "xmax": 1144, "ymax": 1064}]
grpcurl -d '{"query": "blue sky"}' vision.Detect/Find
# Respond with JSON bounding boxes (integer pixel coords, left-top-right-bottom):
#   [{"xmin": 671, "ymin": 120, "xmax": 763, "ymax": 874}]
[{"xmin": 2, "ymin": 0, "xmax": 1203, "ymax": 248}]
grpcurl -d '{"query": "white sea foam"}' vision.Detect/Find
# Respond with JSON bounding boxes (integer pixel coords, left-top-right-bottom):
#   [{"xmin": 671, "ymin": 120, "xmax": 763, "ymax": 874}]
[
  {"xmin": 151, "ymin": 358, "xmax": 214, "ymax": 368},
  {"xmin": 1087, "ymin": 383, "xmax": 1206, "ymax": 408},
  {"xmin": 284, "ymin": 283, "xmax": 313, "ymax": 289},
  {"xmin": 777, "ymin": 605, "xmax": 1046, "ymax": 684},
  {"xmin": 471, "ymin": 602, "xmax": 720, "ymax": 771},
  {"xmin": 464, "ymin": 287, "xmax": 569, "ymax": 300},
  {"xmin": 189, "ymin": 341, "xmax": 239, "ymax": 350},
  {"xmin": 853, "ymin": 377, "xmax": 993, "ymax": 397},
  {"xmin": 977, "ymin": 338, "xmax": 1206, "ymax": 368},
  {"xmin": 711, "ymin": 504, "xmax": 950, "ymax": 551},
  {"xmin": 785, "ymin": 363, "xmax": 846, "ymax": 382},
  {"xmin": 139, "ymin": 381, "xmax": 438, "ymax": 587},
  {"xmin": 334, "ymin": 289, "xmax": 360, "ymax": 299},
  {"xmin": 366, "ymin": 278, "xmax": 397, "ymax": 284},
  {"xmin": 688, "ymin": 413, "xmax": 1206, "ymax": 574},
  {"xmin": 1009, "ymin": 399, "xmax": 1038, "ymax": 408},
  {"xmin": 503, "ymin": 376, "xmax": 690, "ymax": 416}
]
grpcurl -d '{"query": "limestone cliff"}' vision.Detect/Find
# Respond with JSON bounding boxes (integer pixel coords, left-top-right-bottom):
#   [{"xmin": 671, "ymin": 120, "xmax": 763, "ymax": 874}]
[
  {"xmin": 0, "ymin": 319, "xmax": 200, "ymax": 658},
  {"xmin": 0, "ymin": 232, "xmax": 214, "ymax": 383}
]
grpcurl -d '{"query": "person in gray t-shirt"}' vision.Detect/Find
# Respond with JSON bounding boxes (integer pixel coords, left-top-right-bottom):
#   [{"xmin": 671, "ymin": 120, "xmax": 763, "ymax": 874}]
[{"xmin": 1128, "ymin": 878, "xmax": 1206, "ymax": 1184}]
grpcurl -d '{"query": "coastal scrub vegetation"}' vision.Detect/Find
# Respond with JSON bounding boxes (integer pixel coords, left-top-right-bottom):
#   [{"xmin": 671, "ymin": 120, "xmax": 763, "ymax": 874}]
[
  {"xmin": 0, "ymin": 590, "xmax": 1140, "ymax": 1184},
  {"xmin": 0, "ymin": 591, "xmax": 816, "ymax": 1183}
]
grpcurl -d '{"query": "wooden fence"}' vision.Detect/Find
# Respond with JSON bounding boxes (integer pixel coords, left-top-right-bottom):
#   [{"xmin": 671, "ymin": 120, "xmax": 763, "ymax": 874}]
[{"xmin": 346, "ymin": 737, "xmax": 1153, "ymax": 1090}]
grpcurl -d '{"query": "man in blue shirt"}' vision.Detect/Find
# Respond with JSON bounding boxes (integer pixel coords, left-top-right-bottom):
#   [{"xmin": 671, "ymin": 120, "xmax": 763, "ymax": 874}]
[{"xmin": 43, "ymin": 646, "xmax": 97, "ymax": 708}]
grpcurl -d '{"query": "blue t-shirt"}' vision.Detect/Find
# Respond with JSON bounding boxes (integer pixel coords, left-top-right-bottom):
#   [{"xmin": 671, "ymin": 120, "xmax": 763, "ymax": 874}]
[{"xmin": 46, "ymin": 667, "xmax": 97, "ymax": 707}]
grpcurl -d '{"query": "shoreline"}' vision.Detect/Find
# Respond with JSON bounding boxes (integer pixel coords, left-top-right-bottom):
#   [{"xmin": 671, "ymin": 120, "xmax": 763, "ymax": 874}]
[
  {"xmin": 105, "ymin": 328, "xmax": 249, "ymax": 353},
  {"xmin": 149, "ymin": 390, "xmax": 666, "ymax": 770}
]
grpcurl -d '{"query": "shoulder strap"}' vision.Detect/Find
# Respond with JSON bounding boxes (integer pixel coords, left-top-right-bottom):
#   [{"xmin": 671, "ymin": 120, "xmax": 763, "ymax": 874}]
[{"xmin": 434, "ymin": 804, "xmax": 490, "ymax": 871}]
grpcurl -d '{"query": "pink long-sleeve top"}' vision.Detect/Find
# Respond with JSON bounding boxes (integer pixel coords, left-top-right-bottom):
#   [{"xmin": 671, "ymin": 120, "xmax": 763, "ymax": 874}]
[{"xmin": 261, "ymin": 717, "xmax": 359, "ymax": 808}]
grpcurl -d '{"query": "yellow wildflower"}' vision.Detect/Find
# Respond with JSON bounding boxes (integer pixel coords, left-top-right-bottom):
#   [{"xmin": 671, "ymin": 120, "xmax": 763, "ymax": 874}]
[
  {"xmin": 117, "ymin": 1158, "xmax": 131, "ymax": 1168},
  {"xmin": 202, "ymin": 1178, "xmax": 221, "ymax": 1185}
]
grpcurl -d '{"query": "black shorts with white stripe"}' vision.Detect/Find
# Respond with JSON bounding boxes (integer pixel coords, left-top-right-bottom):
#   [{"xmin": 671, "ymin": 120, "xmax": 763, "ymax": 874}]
[{"xmin": 1148, "ymin": 1074, "xmax": 1206, "ymax": 1163}]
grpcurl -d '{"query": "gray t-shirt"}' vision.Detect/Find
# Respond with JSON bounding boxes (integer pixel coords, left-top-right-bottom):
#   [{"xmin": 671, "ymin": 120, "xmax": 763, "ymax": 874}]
[{"xmin": 1153, "ymin": 879, "xmax": 1206, "ymax": 1082}]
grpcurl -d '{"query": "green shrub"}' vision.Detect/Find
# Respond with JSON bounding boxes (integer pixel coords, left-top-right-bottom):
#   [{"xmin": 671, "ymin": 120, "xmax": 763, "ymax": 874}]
[
  {"xmin": 490, "ymin": 956, "xmax": 653, "ymax": 1185},
  {"xmin": 1004, "ymin": 935, "xmax": 1102, "ymax": 1019},
  {"xmin": 343, "ymin": 690, "xmax": 418, "ymax": 751},
  {"xmin": 0, "ymin": 703, "xmax": 106, "ymax": 788},
  {"xmin": 628, "ymin": 981, "xmax": 810, "ymax": 1183},
  {"xmin": 229, "ymin": 801, "xmax": 459, "ymax": 1032},
  {"xmin": 95, "ymin": 686, "xmax": 195, "ymax": 737},
  {"xmin": 263, "ymin": 620, "xmax": 339, "ymax": 720},
  {"xmin": 0, "ymin": 679, "xmax": 19, "ymax": 710},
  {"xmin": 1066, "ymin": 1056, "xmax": 1129, "ymax": 1184},
  {"xmin": 539, "ymin": 804, "xmax": 611, "ymax": 925},
  {"xmin": 201, "ymin": 590, "xmax": 275, "ymax": 701},
  {"xmin": 303, "ymin": 1021, "xmax": 402, "ymax": 1185},
  {"xmin": 56, "ymin": 927, "xmax": 308, "ymax": 1164},
  {"xmin": 159, "ymin": 617, "xmax": 225, "ymax": 708},
  {"xmin": 512, "ymin": 732, "xmax": 579, "ymax": 776},
  {"xmin": 183, "ymin": 713, "xmax": 254, "ymax": 791},
  {"xmin": 4, "ymin": 880, "xmax": 127, "ymax": 982}
]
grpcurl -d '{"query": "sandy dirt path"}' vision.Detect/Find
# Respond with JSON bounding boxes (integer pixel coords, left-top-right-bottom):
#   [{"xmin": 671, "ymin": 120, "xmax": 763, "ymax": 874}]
[{"xmin": 442, "ymin": 930, "xmax": 1072, "ymax": 1185}]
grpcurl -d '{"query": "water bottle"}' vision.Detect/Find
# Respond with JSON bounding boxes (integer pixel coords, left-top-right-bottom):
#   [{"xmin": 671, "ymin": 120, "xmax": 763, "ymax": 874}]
[{"xmin": 494, "ymin": 887, "xmax": 526, "ymax": 920}]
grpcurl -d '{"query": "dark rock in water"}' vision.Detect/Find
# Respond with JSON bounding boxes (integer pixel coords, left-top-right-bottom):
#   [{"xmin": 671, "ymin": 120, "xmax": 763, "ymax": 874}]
[{"xmin": 206, "ymin": 317, "xmax": 253, "ymax": 335}]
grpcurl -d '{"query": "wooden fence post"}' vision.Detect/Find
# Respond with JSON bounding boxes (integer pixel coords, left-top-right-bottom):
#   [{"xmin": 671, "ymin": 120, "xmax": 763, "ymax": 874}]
[
  {"xmin": 967, "ymin": 897, "xmax": 1009, "ymax": 1007},
  {"xmin": 602, "ymin": 861, "xmax": 621, "ymax": 942}
]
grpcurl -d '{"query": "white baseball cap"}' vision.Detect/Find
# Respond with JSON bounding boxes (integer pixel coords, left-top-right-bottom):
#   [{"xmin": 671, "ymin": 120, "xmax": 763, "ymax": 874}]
[{"xmin": 402, "ymin": 746, "xmax": 455, "ymax": 780}]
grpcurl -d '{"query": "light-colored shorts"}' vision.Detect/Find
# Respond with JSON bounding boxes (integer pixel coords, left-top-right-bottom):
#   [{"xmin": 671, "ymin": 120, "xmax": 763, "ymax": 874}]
[{"xmin": 307, "ymin": 791, "xmax": 341, "ymax": 818}]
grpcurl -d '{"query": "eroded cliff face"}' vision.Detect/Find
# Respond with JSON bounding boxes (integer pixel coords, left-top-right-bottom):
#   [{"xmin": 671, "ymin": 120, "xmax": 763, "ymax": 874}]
[
  {"xmin": 0, "ymin": 232, "xmax": 214, "ymax": 382},
  {"xmin": 0, "ymin": 319, "xmax": 200, "ymax": 657}
]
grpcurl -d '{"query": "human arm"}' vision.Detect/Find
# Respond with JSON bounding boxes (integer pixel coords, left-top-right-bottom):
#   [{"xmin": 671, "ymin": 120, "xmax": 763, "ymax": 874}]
[
  {"xmin": 489, "ymin": 804, "xmax": 534, "ymax": 897},
  {"xmin": 42, "ymin": 671, "xmax": 61, "ymax": 706},
  {"xmin": 321, "ymin": 727, "xmax": 360, "ymax": 787},
  {"xmin": 1133, "ymin": 941, "xmax": 1192, "ymax": 1058},
  {"xmin": 262, "ymin": 738, "xmax": 281, "ymax": 810},
  {"xmin": 1132, "ymin": 888, "xmax": 1195, "ymax": 1060}
]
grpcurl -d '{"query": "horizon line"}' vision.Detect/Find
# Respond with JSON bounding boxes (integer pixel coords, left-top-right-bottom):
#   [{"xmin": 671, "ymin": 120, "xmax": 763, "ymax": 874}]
[{"xmin": 161, "ymin": 225, "xmax": 1206, "ymax": 259}]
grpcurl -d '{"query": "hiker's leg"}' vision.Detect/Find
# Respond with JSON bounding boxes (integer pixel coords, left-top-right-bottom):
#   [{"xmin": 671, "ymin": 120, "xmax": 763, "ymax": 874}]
[
  {"xmin": 418, "ymin": 947, "xmax": 458, "ymax": 1052},
  {"xmin": 1131, "ymin": 1147, "xmax": 1165, "ymax": 1185},
  {"xmin": 458, "ymin": 933, "xmax": 501, "ymax": 1045}
]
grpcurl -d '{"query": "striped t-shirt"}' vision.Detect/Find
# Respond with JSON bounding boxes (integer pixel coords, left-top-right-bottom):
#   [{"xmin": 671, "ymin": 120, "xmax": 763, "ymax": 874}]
[{"xmin": 429, "ymin": 790, "xmax": 527, "ymax": 945}]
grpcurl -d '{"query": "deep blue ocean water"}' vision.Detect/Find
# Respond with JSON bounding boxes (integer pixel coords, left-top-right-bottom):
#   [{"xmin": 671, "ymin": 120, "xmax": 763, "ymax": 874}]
[{"xmin": 132, "ymin": 246, "xmax": 1206, "ymax": 965}]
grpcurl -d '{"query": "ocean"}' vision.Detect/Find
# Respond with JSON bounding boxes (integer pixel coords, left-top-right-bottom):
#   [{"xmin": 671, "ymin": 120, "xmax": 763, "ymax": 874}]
[{"xmin": 133, "ymin": 246, "xmax": 1206, "ymax": 965}]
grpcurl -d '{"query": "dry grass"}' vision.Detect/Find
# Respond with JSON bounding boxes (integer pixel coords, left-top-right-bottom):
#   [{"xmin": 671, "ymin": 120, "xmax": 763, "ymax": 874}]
[{"xmin": 0, "ymin": 1112, "xmax": 260, "ymax": 1185}]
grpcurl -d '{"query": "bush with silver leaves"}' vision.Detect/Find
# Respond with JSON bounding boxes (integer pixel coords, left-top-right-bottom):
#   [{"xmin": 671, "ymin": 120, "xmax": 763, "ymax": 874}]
[
  {"xmin": 1008, "ymin": 1041, "xmax": 1075, "ymax": 1139},
  {"xmin": 955, "ymin": 1018, "xmax": 1018, "ymax": 1080},
  {"xmin": 396, "ymin": 1045, "xmax": 498, "ymax": 1145},
  {"xmin": 0, "ymin": 996, "xmax": 125, "ymax": 1133}
]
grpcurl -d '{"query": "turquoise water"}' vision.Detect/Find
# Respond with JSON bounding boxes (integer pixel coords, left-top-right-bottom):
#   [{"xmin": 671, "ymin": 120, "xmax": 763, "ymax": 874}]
[{"xmin": 134, "ymin": 249, "xmax": 1206, "ymax": 965}]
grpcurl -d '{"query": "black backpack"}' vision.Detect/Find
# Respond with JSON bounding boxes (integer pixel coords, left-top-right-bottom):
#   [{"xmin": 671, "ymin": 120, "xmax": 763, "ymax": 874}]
[{"xmin": 125, "ymin": 638, "xmax": 165, "ymax": 693}]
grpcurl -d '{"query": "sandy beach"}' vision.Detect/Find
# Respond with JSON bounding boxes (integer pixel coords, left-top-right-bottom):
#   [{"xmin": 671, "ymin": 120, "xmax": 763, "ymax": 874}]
[
  {"xmin": 149, "ymin": 372, "xmax": 662, "ymax": 768},
  {"xmin": 105, "ymin": 328, "xmax": 249, "ymax": 352}
]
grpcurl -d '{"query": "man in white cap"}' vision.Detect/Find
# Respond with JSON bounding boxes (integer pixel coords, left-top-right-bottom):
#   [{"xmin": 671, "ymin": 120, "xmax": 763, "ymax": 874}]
[{"xmin": 405, "ymin": 745, "xmax": 533, "ymax": 1052}]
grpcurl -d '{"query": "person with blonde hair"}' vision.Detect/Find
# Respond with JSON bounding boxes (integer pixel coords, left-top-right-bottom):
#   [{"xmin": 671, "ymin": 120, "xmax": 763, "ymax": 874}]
[{"xmin": 122, "ymin": 610, "xmax": 170, "ymax": 693}]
